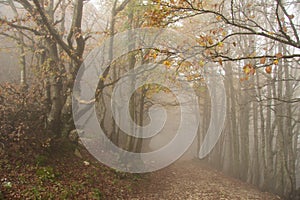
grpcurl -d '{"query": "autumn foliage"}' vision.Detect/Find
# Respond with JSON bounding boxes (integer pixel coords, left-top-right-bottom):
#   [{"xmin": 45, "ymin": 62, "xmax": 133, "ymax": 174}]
[{"xmin": 0, "ymin": 82, "xmax": 46, "ymax": 151}]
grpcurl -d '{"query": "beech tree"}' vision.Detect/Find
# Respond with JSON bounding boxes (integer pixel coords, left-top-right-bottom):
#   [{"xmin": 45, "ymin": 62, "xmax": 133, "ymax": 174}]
[
  {"xmin": 0, "ymin": 0, "xmax": 90, "ymax": 135},
  {"xmin": 147, "ymin": 0, "xmax": 300, "ymax": 198},
  {"xmin": 0, "ymin": 0, "xmax": 299, "ymax": 198},
  {"xmin": 160, "ymin": 0, "xmax": 300, "ymax": 59}
]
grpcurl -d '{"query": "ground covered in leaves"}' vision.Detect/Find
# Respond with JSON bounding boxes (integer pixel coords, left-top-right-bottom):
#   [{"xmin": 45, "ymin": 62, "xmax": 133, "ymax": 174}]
[
  {"xmin": 0, "ymin": 139, "xmax": 282, "ymax": 200},
  {"xmin": 132, "ymin": 160, "xmax": 282, "ymax": 200},
  {"xmin": 0, "ymin": 139, "xmax": 140, "ymax": 199}
]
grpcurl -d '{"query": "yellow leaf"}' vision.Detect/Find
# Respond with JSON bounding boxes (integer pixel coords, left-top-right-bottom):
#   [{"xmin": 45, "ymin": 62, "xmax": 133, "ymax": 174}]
[
  {"xmin": 273, "ymin": 59, "xmax": 279, "ymax": 65},
  {"xmin": 243, "ymin": 64, "xmax": 254, "ymax": 75},
  {"xmin": 216, "ymin": 15, "xmax": 222, "ymax": 21},
  {"xmin": 243, "ymin": 66, "xmax": 251, "ymax": 74},
  {"xmin": 99, "ymin": 74, "xmax": 109, "ymax": 81},
  {"xmin": 152, "ymin": 53, "xmax": 157, "ymax": 59},
  {"xmin": 163, "ymin": 60, "xmax": 171, "ymax": 68},
  {"xmin": 199, "ymin": 60, "xmax": 205, "ymax": 67},
  {"xmin": 99, "ymin": 75, "xmax": 105, "ymax": 81},
  {"xmin": 208, "ymin": 37, "xmax": 213, "ymax": 45}
]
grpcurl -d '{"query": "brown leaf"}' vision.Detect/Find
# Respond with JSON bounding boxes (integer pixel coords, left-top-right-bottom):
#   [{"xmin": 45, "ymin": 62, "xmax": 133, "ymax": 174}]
[
  {"xmin": 275, "ymin": 53, "xmax": 283, "ymax": 59},
  {"xmin": 260, "ymin": 57, "xmax": 266, "ymax": 64},
  {"xmin": 218, "ymin": 58, "xmax": 223, "ymax": 66},
  {"xmin": 283, "ymin": 26, "xmax": 287, "ymax": 33}
]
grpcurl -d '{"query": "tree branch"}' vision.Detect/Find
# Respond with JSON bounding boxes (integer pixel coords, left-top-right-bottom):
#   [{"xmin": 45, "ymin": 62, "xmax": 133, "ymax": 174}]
[{"xmin": 32, "ymin": 0, "xmax": 81, "ymax": 64}]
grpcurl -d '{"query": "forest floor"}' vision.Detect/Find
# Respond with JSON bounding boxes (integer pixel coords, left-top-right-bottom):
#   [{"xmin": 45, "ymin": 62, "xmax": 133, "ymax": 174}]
[
  {"xmin": 0, "ymin": 140, "xmax": 282, "ymax": 200},
  {"xmin": 132, "ymin": 160, "xmax": 282, "ymax": 200}
]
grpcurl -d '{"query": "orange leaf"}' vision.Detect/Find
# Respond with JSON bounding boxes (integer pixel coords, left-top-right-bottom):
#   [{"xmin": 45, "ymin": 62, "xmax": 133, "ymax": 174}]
[
  {"xmin": 163, "ymin": 60, "xmax": 171, "ymax": 68},
  {"xmin": 265, "ymin": 66, "xmax": 272, "ymax": 74},
  {"xmin": 218, "ymin": 58, "xmax": 223, "ymax": 66},
  {"xmin": 150, "ymin": 52, "xmax": 157, "ymax": 59},
  {"xmin": 216, "ymin": 15, "xmax": 222, "ymax": 21}
]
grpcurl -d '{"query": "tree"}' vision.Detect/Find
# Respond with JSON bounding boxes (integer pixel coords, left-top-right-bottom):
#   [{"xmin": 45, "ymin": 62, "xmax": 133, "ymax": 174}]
[
  {"xmin": 151, "ymin": 0, "xmax": 300, "ymax": 198},
  {"xmin": 1, "ymin": 0, "xmax": 299, "ymax": 198},
  {"xmin": 0, "ymin": 0, "xmax": 87, "ymax": 135},
  {"xmin": 161, "ymin": 0, "xmax": 299, "ymax": 60}
]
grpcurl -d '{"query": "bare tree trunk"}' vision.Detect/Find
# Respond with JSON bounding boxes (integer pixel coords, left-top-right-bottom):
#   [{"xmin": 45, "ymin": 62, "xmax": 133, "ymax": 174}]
[
  {"xmin": 133, "ymin": 86, "xmax": 146, "ymax": 153},
  {"xmin": 45, "ymin": 38, "xmax": 64, "ymax": 136},
  {"xmin": 239, "ymin": 89, "xmax": 250, "ymax": 181},
  {"xmin": 283, "ymin": 49, "xmax": 296, "ymax": 199},
  {"xmin": 125, "ymin": 1, "xmax": 136, "ymax": 152},
  {"xmin": 274, "ymin": 52, "xmax": 286, "ymax": 196},
  {"xmin": 7, "ymin": 0, "xmax": 27, "ymax": 88},
  {"xmin": 252, "ymin": 95, "xmax": 260, "ymax": 186},
  {"xmin": 107, "ymin": 0, "xmax": 118, "ymax": 142},
  {"xmin": 61, "ymin": 0, "xmax": 85, "ymax": 136},
  {"xmin": 225, "ymin": 63, "xmax": 240, "ymax": 176},
  {"xmin": 238, "ymin": 57, "xmax": 250, "ymax": 181}
]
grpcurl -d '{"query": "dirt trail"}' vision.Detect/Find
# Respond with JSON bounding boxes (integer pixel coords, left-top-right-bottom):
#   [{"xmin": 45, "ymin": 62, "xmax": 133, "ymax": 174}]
[{"xmin": 132, "ymin": 160, "xmax": 282, "ymax": 200}]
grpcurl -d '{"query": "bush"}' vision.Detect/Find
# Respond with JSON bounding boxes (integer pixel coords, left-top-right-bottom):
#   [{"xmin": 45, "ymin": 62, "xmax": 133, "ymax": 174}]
[{"xmin": 0, "ymin": 82, "xmax": 47, "ymax": 155}]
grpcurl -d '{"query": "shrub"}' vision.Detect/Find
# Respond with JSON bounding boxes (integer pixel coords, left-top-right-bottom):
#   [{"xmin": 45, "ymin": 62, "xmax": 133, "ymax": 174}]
[{"xmin": 0, "ymin": 82, "xmax": 47, "ymax": 155}]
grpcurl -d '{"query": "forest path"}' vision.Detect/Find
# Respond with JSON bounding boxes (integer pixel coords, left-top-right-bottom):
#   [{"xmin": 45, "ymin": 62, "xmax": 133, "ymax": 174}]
[{"xmin": 132, "ymin": 159, "xmax": 282, "ymax": 200}]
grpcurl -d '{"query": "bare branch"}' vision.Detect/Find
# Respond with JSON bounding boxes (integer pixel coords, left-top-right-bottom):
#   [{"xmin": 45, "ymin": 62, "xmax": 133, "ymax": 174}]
[{"xmin": 32, "ymin": 0, "xmax": 81, "ymax": 64}]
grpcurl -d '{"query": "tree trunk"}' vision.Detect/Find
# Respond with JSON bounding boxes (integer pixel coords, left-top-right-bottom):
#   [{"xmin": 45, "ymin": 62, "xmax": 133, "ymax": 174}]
[{"xmin": 225, "ymin": 63, "xmax": 240, "ymax": 176}]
